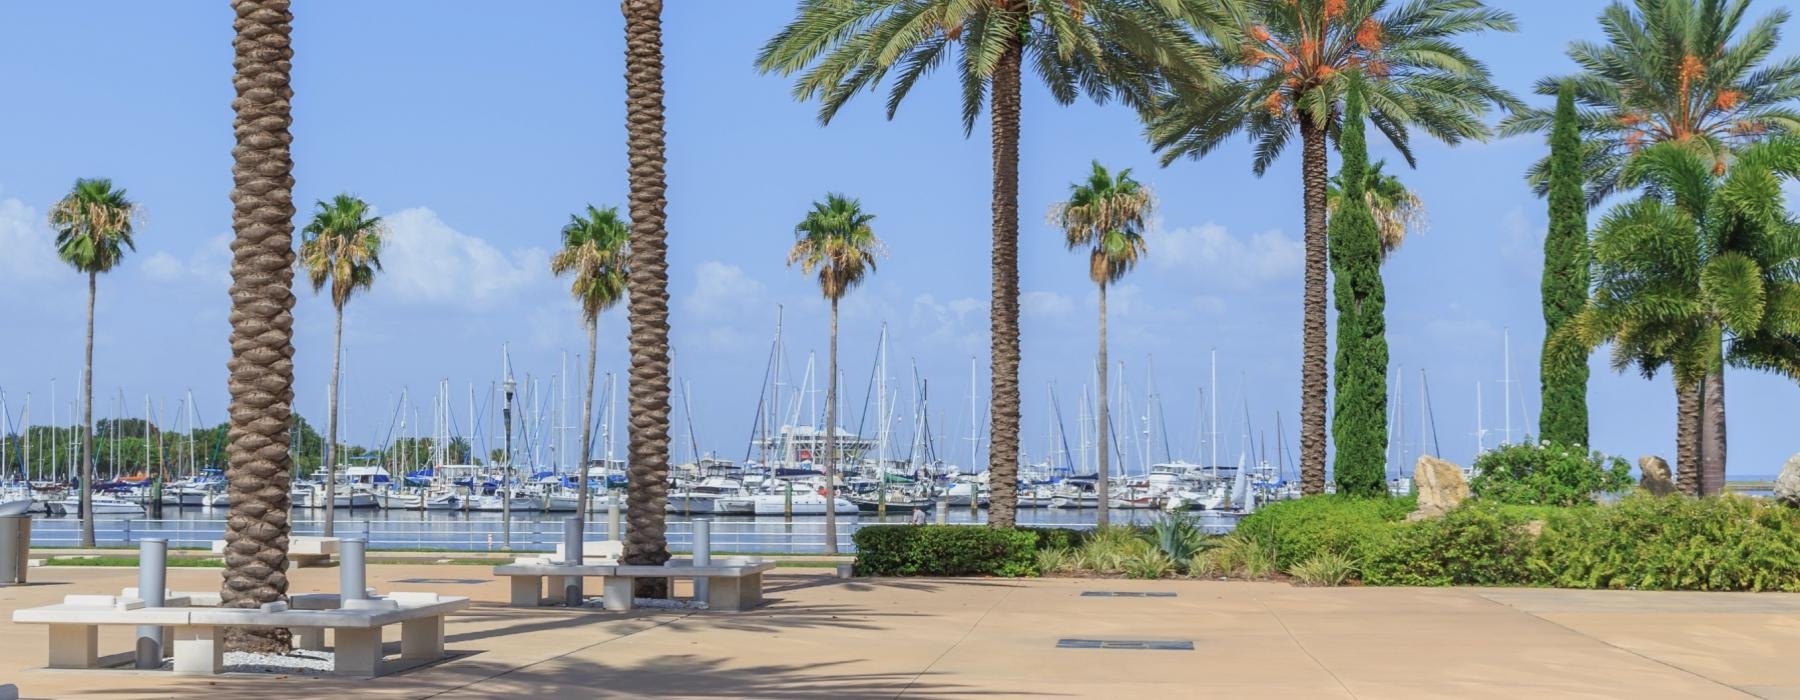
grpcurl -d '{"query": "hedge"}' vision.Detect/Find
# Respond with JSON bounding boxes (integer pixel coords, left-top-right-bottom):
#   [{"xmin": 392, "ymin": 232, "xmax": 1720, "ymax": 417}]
[
  {"xmin": 853, "ymin": 525, "xmax": 1038, "ymax": 577},
  {"xmin": 1249, "ymin": 495, "xmax": 1800, "ymax": 592}
]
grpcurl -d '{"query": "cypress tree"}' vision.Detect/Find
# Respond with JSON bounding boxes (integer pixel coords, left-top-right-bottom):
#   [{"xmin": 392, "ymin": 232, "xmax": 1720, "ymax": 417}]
[
  {"xmin": 1540, "ymin": 82, "xmax": 1590, "ymax": 446},
  {"xmin": 1329, "ymin": 80, "xmax": 1389, "ymax": 497}
]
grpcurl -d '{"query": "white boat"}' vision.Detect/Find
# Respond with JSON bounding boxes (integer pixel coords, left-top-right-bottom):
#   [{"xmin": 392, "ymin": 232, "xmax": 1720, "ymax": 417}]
[
  {"xmin": 748, "ymin": 491, "xmax": 858, "ymax": 515},
  {"xmin": 473, "ymin": 493, "xmax": 544, "ymax": 512},
  {"xmin": 55, "ymin": 494, "xmax": 146, "ymax": 517},
  {"xmin": 162, "ymin": 486, "xmax": 212, "ymax": 507}
]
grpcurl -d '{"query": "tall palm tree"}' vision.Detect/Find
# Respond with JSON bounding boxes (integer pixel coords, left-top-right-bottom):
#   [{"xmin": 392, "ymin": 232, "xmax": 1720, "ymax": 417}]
[
  {"xmin": 550, "ymin": 205, "xmax": 630, "ymax": 517},
  {"xmin": 1049, "ymin": 162, "xmax": 1150, "ymax": 528},
  {"xmin": 298, "ymin": 194, "xmax": 384, "ymax": 537},
  {"xmin": 757, "ymin": 0, "xmax": 1217, "ymax": 528},
  {"xmin": 1575, "ymin": 138, "xmax": 1800, "ymax": 496},
  {"xmin": 622, "ymin": 0, "xmax": 674, "ymax": 596},
  {"xmin": 48, "ymin": 178, "xmax": 136, "ymax": 548},
  {"xmin": 1500, "ymin": 0, "xmax": 1800, "ymax": 204},
  {"xmin": 788, "ymin": 194, "xmax": 883, "ymax": 554},
  {"xmin": 222, "ymin": 0, "xmax": 298, "ymax": 653},
  {"xmin": 1326, "ymin": 159, "xmax": 1423, "ymax": 260},
  {"xmin": 1148, "ymin": 0, "xmax": 1518, "ymax": 494}
]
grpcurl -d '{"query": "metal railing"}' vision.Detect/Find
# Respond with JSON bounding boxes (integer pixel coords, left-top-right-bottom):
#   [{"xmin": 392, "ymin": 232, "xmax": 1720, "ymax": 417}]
[{"xmin": 28, "ymin": 517, "xmax": 1064, "ymax": 554}]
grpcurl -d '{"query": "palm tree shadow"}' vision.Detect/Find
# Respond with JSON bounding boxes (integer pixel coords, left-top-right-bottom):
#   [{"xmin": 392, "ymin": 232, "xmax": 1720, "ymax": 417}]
[{"xmin": 420, "ymin": 654, "xmax": 1059, "ymax": 698}]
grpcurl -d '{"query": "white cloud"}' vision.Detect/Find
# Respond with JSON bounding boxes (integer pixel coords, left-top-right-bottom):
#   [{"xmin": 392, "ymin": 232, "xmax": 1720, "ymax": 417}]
[
  {"xmin": 137, "ymin": 233, "xmax": 231, "ymax": 288},
  {"xmin": 0, "ymin": 197, "xmax": 69, "ymax": 287},
  {"xmin": 379, "ymin": 207, "xmax": 547, "ymax": 308},
  {"xmin": 140, "ymin": 252, "xmax": 184, "ymax": 281},
  {"xmin": 1021, "ymin": 290, "xmax": 1074, "ymax": 319},
  {"xmin": 1146, "ymin": 221, "xmax": 1302, "ymax": 289},
  {"xmin": 684, "ymin": 261, "xmax": 767, "ymax": 320},
  {"xmin": 907, "ymin": 294, "xmax": 985, "ymax": 355}
]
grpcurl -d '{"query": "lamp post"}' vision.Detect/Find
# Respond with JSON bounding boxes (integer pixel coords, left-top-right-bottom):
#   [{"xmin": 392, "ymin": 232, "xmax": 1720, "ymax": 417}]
[{"xmin": 502, "ymin": 373, "xmax": 515, "ymax": 550}]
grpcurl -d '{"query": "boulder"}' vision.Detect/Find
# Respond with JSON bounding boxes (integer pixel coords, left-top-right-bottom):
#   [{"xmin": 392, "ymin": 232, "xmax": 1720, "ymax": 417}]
[
  {"xmin": 1775, "ymin": 453, "xmax": 1800, "ymax": 508},
  {"xmin": 1408, "ymin": 455, "xmax": 1469, "ymax": 520},
  {"xmin": 1638, "ymin": 456, "xmax": 1677, "ymax": 497}
]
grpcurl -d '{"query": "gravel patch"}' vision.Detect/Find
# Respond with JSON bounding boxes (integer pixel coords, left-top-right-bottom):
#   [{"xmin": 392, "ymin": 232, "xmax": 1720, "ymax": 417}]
[
  {"xmin": 158, "ymin": 649, "xmax": 335, "ymax": 675},
  {"xmin": 581, "ymin": 597, "xmax": 707, "ymax": 610}
]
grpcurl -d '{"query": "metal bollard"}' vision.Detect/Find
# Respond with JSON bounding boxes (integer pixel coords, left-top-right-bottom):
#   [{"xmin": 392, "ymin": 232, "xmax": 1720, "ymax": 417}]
[
  {"xmin": 692, "ymin": 519, "xmax": 711, "ymax": 602},
  {"xmin": 135, "ymin": 538, "xmax": 167, "ymax": 669},
  {"xmin": 340, "ymin": 538, "xmax": 368, "ymax": 602},
  {"xmin": 606, "ymin": 492, "xmax": 621, "ymax": 541},
  {"xmin": 935, "ymin": 499, "xmax": 948, "ymax": 525},
  {"xmin": 562, "ymin": 517, "xmax": 585, "ymax": 606}
]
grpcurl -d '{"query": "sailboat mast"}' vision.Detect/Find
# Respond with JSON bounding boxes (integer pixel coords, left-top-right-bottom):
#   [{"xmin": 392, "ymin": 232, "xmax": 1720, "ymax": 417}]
[{"xmin": 1209, "ymin": 349, "xmax": 1218, "ymax": 472}]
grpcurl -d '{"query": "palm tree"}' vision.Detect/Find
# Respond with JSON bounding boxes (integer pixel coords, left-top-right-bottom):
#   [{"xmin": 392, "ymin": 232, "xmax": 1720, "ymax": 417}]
[
  {"xmin": 1049, "ymin": 162, "xmax": 1150, "ymax": 528},
  {"xmin": 48, "ymin": 178, "xmax": 136, "ymax": 548},
  {"xmin": 222, "ymin": 0, "xmax": 298, "ymax": 653},
  {"xmin": 298, "ymin": 194, "xmax": 384, "ymax": 537},
  {"xmin": 622, "ymin": 0, "xmax": 674, "ymax": 596},
  {"xmin": 1148, "ymin": 0, "xmax": 1518, "ymax": 494},
  {"xmin": 1500, "ymin": 0, "xmax": 1800, "ymax": 204},
  {"xmin": 788, "ymin": 194, "xmax": 883, "ymax": 554},
  {"xmin": 550, "ymin": 205, "xmax": 630, "ymax": 517},
  {"xmin": 1326, "ymin": 159, "xmax": 1423, "ymax": 260},
  {"xmin": 1575, "ymin": 138, "xmax": 1800, "ymax": 496},
  {"xmin": 757, "ymin": 0, "xmax": 1216, "ymax": 528}
]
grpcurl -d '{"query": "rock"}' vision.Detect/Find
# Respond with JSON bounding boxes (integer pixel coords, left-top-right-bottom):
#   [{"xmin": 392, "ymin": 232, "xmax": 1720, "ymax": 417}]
[
  {"xmin": 1638, "ymin": 456, "xmax": 1677, "ymax": 497},
  {"xmin": 1775, "ymin": 453, "xmax": 1800, "ymax": 507},
  {"xmin": 1408, "ymin": 455, "xmax": 1469, "ymax": 520}
]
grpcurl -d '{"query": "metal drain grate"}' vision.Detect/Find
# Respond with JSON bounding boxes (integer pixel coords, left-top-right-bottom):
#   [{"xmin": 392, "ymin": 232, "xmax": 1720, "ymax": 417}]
[
  {"xmin": 1080, "ymin": 591, "xmax": 1176, "ymax": 598},
  {"xmin": 392, "ymin": 578, "xmax": 489, "ymax": 585},
  {"xmin": 1057, "ymin": 639, "xmax": 1194, "ymax": 650}
]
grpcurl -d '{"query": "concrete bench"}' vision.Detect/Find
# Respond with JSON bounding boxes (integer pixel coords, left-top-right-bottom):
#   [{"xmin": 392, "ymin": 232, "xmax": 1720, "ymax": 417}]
[
  {"xmin": 494, "ymin": 563, "xmax": 616, "ymax": 607},
  {"xmin": 210, "ymin": 536, "xmax": 340, "ymax": 568},
  {"xmin": 12, "ymin": 592, "xmax": 466, "ymax": 677},
  {"xmin": 608, "ymin": 557, "xmax": 775, "ymax": 613}
]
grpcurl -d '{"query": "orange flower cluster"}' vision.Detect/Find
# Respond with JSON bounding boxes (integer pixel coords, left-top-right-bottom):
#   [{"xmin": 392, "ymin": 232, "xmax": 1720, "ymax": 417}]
[
  {"xmin": 1317, "ymin": 65, "xmax": 1337, "ymax": 79},
  {"xmin": 1324, "ymin": 0, "xmax": 1346, "ymax": 19},
  {"xmin": 1716, "ymin": 90, "xmax": 1742, "ymax": 110},
  {"xmin": 1250, "ymin": 25, "xmax": 1272, "ymax": 43},
  {"xmin": 1619, "ymin": 113, "xmax": 1644, "ymax": 126},
  {"xmin": 1679, "ymin": 54, "xmax": 1705, "ymax": 83},
  {"xmin": 1624, "ymin": 131, "xmax": 1647, "ymax": 150},
  {"xmin": 1355, "ymin": 18, "xmax": 1382, "ymax": 51},
  {"xmin": 1265, "ymin": 91, "xmax": 1285, "ymax": 117}
]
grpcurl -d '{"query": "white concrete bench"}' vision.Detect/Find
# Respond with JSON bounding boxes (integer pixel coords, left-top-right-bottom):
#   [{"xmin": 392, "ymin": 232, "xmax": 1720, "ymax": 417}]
[
  {"xmin": 608, "ymin": 557, "xmax": 776, "ymax": 612},
  {"xmin": 210, "ymin": 535, "xmax": 339, "ymax": 568},
  {"xmin": 494, "ymin": 563, "xmax": 616, "ymax": 607},
  {"xmin": 12, "ymin": 592, "xmax": 466, "ymax": 677}
]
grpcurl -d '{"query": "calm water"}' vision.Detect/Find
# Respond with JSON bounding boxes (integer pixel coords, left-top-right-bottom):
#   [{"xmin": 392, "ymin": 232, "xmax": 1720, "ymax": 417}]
[{"xmin": 25, "ymin": 505, "xmax": 1243, "ymax": 553}]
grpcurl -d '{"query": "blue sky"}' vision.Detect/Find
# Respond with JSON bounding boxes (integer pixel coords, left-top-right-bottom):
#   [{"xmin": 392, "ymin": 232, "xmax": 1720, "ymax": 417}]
[{"xmin": 1, "ymin": 2, "xmax": 1796, "ymax": 478}]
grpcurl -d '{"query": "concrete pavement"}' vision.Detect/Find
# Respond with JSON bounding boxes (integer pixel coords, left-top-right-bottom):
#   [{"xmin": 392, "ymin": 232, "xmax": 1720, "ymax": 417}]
[{"xmin": 1, "ymin": 565, "xmax": 1796, "ymax": 698}]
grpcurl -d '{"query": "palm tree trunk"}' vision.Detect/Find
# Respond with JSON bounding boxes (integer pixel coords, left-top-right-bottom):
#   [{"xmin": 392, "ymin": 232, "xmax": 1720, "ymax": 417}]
[
  {"xmin": 1095, "ymin": 280, "xmax": 1110, "ymax": 529},
  {"xmin": 1700, "ymin": 367, "xmax": 1726, "ymax": 496},
  {"xmin": 1298, "ymin": 118, "xmax": 1330, "ymax": 496},
  {"xmin": 578, "ymin": 316, "xmax": 597, "ymax": 516},
  {"xmin": 323, "ymin": 306, "xmax": 342, "ymax": 536},
  {"xmin": 223, "ymin": 0, "xmax": 297, "ymax": 653},
  {"xmin": 80, "ymin": 271, "xmax": 96, "ymax": 547},
  {"xmin": 824, "ymin": 298, "xmax": 840, "ymax": 554},
  {"xmin": 984, "ymin": 33, "xmax": 1023, "ymax": 529},
  {"xmin": 1675, "ymin": 378, "xmax": 1701, "ymax": 496},
  {"xmin": 622, "ymin": 0, "xmax": 672, "ymax": 597}
]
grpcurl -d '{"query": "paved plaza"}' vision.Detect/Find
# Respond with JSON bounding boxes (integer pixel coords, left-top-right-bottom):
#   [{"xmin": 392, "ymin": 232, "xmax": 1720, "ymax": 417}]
[{"xmin": 3, "ymin": 565, "xmax": 1798, "ymax": 698}]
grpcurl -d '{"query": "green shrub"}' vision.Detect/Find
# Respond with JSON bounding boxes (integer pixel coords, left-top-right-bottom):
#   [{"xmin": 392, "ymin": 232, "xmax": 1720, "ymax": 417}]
[
  {"xmin": 853, "ymin": 525, "xmax": 1037, "ymax": 577},
  {"xmin": 1148, "ymin": 513, "xmax": 1210, "ymax": 563},
  {"xmin": 1020, "ymin": 527, "xmax": 1088, "ymax": 552},
  {"xmin": 1036, "ymin": 546, "xmax": 1075, "ymax": 574},
  {"xmin": 1530, "ymin": 494, "xmax": 1800, "ymax": 592},
  {"xmin": 1363, "ymin": 501, "xmax": 1535, "ymax": 586},
  {"xmin": 1123, "ymin": 550, "xmax": 1176, "ymax": 579},
  {"xmin": 1468, "ymin": 441, "xmax": 1633, "ymax": 507},
  {"xmin": 1289, "ymin": 551, "xmax": 1358, "ymax": 587},
  {"xmin": 1234, "ymin": 495, "xmax": 1413, "ymax": 570}
]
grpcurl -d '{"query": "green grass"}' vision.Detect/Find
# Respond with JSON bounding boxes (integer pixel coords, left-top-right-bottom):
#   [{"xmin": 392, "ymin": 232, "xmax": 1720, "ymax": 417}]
[{"xmin": 45, "ymin": 556, "xmax": 223, "ymax": 568}]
